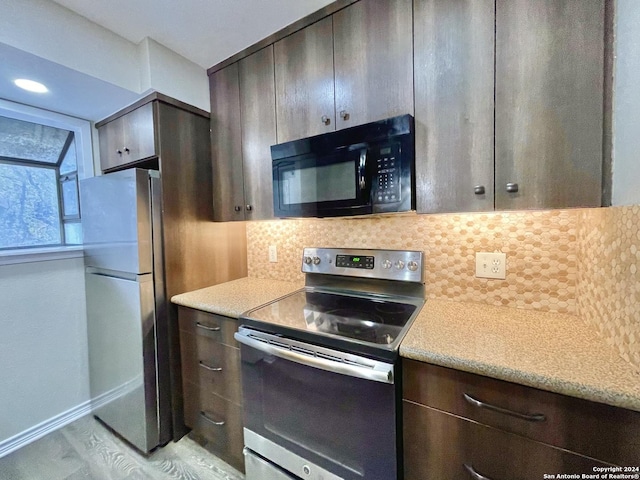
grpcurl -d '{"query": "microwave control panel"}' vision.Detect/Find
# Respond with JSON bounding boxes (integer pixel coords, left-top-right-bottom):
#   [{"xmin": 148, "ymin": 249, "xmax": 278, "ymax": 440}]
[{"xmin": 373, "ymin": 144, "xmax": 401, "ymax": 204}]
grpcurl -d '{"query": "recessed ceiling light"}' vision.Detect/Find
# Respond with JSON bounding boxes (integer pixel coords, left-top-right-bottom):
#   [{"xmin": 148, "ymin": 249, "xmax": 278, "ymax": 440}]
[{"xmin": 14, "ymin": 79, "xmax": 49, "ymax": 93}]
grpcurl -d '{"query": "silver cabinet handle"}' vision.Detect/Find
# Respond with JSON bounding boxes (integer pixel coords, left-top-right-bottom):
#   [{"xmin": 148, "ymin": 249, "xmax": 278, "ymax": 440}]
[
  {"xmin": 199, "ymin": 361, "xmax": 222, "ymax": 372},
  {"xmin": 339, "ymin": 110, "xmax": 349, "ymax": 121},
  {"xmin": 506, "ymin": 182, "xmax": 519, "ymax": 193},
  {"xmin": 474, "ymin": 185, "xmax": 486, "ymax": 195},
  {"xmin": 321, "ymin": 115, "xmax": 331, "ymax": 125},
  {"xmin": 196, "ymin": 322, "xmax": 221, "ymax": 332},
  {"xmin": 234, "ymin": 205, "xmax": 242, "ymax": 212},
  {"xmin": 463, "ymin": 393, "xmax": 546, "ymax": 422},
  {"xmin": 124, "ymin": 147, "xmax": 130, "ymax": 154},
  {"xmin": 200, "ymin": 411, "xmax": 225, "ymax": 426},
  {"xmin": 116, "ymin": 149, "xmax": 123, "ymax": 155},
  {"xmin": 464, "ymin": 464, "xmax": 494, "ymax": 480},
  {"xmin": 245, "ymin": 204, "xmax": 253, "ymax": 211}
]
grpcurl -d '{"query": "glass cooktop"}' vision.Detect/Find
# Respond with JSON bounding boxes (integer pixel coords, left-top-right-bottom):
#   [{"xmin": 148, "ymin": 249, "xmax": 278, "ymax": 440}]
[{"xmin": 240, "ymin": 288, "xmax": 423, "ymax": 358}]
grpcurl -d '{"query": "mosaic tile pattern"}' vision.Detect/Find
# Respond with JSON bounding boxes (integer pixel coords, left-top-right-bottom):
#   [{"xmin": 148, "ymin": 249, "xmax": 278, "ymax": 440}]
[
  {"xmin": 577, "ymin": 205, "xmax": 640, "ymax": 369},
  {"xmin": 247, "ymin": 209, "xmax": 580, "ymax": 314}
]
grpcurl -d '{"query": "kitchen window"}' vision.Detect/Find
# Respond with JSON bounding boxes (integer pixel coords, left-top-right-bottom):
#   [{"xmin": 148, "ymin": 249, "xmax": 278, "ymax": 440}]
[{"xmin": 0, "ymin": 103, "xmax": 92, "ymax": 252}]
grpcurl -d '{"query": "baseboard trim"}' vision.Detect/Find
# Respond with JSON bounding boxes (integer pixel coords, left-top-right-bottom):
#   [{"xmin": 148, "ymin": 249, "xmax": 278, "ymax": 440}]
[{"xmin": 0, "ymin": 399, "xmax": 93, "ymax": 459}]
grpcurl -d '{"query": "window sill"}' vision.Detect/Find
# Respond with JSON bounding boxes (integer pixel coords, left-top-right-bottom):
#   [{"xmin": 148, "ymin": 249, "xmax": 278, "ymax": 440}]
[{"xmin": 0, "ymin": 246, "xmax": 84, "ymax": 266}]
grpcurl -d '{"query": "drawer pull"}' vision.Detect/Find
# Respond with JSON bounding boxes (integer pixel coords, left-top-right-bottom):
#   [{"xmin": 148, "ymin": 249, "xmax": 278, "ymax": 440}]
[
  {"xmin": 464, "ymin": 464, "xmax": 494, "ymax": 480},
  {"xmin": 199, "ymin": 361, "xmax": 222, "ymax": 372},
  {"xmin": 463, "ymin": 393, "xmax": 546, "ymax": 422},
  {"xmin": 200, "ymin": 411, "xmax": 225, "ymax": 426},
  {"xmin": 196, "ymin": 322, "xmax": 221, "ymax": 332}
]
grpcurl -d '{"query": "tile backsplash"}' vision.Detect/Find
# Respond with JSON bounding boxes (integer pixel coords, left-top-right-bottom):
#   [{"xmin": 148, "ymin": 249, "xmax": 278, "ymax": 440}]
[
  {"xmin": 246, "ymin": 206, "xmax": 639, "ymax": 369},
  {"xmin": 577, "ymin": 206, "xmax": 640, "ymax": 368},
  {"xmin": 247, "ymin": 210, "xmax": 579, "ymax": 313}
]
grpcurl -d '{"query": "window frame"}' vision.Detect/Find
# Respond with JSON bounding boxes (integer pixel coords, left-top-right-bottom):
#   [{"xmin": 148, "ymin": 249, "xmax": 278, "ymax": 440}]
[{"xmin": 0, "ymin": 99, "xmax": 94, "ymax": 256}]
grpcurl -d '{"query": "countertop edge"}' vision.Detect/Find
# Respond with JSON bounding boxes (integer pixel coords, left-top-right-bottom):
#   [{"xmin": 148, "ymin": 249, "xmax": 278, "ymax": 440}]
[{"xmin": 399, "ymin": 346, "xmax": 640, "ymax": 413}]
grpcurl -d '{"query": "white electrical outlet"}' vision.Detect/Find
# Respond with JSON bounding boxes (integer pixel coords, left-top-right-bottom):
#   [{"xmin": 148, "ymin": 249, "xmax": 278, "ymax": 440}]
[
  {"xmin": 475, "ymin": 252, "xmax": 507, "ymax": 279},
  {"xmin": 268, "ymin": 245, "xmax": 278, "ymax": 263}
]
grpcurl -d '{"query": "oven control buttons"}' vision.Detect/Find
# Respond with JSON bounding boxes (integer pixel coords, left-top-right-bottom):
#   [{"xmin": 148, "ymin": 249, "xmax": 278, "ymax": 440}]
[
  {"xmin": 304, "ymin": 256, "xmax": 313, "ymax": 265},
  {"xmin": 313, "ymin": 256, "xmax": 321, "ymax": 265},
  {"xmin": 407, "ymin": 260, "xmax": 419, "ymax": 271},
  {"xmin": 395, "ymin": 260, "xmax": 405, "ymax": 270},
  {"xmin": 382, "ymin": 259, "xmax": 392, "ymax": 269},
  {"xmin": 302, "ymin": 465, "xmax": 311, "ymax": 475}
]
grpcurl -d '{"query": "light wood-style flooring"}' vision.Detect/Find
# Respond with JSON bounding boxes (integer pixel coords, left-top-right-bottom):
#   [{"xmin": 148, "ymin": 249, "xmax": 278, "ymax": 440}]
[{"xmin": 0, "ymin": 415, "xmax": 244, "ymax": 480}]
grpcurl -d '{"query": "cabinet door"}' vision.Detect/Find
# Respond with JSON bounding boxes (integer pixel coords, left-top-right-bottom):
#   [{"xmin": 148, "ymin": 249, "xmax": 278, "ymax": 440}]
[
  {"xmin": 414, "ymin": 0, "xmax": 494, "ymax": 213},
  {"xmin": 99, "ymin": 104, "xmax": 157, "ymax": 173},
  {"xmin": 333, "ymin": 0, "xmax": 414, "ymax": 128},
  {"xmin": 495, "ymin": 0, "xmax": 604, "ymax": 210},
  {"xmin": 239, "ymin": 46, "xmax": 277, "ymax": 220},
  {"xmin": 210, "ymin": 63, "xmax": 246, "ymax": 221},
  {"xmin": 121, "ymin": 102, "xmax": 156, "ymax": 164},
  {"xmin": 98, "ymin": 116, "xmax": 125, "ymax": 172},
  {"xmin": 274, "ymin": 16, "xmax": 335, "ymax": 143}
]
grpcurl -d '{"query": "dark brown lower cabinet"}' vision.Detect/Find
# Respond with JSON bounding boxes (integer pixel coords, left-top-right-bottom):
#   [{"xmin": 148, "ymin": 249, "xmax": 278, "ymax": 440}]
[
  {"xmin": 178, "ymin": 307, "xmax": 244, "ymax": 472},
  {"xmin": 402, "ymin": 360, "xmax": 640, "ymax": 479},
  {"xmin": 183, "ymin": 382, "xmax": 244, "ymax": 471},
  {"xmin": 403, "ymin": 401, "xmax": 610, "ymax": 480}
]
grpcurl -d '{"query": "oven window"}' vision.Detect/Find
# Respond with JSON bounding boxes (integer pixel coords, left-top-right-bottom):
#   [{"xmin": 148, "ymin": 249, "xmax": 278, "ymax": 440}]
[
  {"xmin": 281, "ymin": 160, "xmax": 355, "ymax": 205},
  {"xmin": 242, "ymin": 346, "xmax": 397, "ymax": 480}
]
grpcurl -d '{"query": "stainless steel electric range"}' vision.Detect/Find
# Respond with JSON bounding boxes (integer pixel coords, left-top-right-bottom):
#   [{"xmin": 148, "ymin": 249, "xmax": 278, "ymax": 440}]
[{"xmin": 235, "ymin": 248, "xmax": 425, "ymax": 480}]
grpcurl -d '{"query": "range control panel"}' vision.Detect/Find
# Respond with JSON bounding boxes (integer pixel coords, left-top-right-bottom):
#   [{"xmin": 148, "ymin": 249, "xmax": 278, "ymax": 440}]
[
  {"xmin": 302, "ymin": 248, "xmax": 423, "ymax": 283},
  {"xmin": 336, "ymin": 254, "xmax": 375, "ymax": 269}
]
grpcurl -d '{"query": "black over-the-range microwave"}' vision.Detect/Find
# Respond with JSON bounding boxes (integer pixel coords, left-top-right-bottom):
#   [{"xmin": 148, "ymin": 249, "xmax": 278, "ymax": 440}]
[{"xmin": 271, "ymin": 114, "xmax": 415, "ymax": 218}]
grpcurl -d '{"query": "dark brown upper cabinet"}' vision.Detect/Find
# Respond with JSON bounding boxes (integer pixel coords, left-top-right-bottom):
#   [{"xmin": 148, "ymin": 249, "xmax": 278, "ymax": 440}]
[
  {"xmin": 414, "ymin": 0, "xmax": 495, "ymax": 214},
  {"xmin": 274, "ymin": 0, "xmax": 413, "ymax": 144},
  {"xmin": 333, "ymin": 0, "xmax": 414, "ymax": 131},
  {"xmin": 494, "ymin": 0, "xmax": 605, "ymax": 210},
  {"xmin": 415, "ymin": 0, "xmax": 606, "ymax": 213},
  {"xmin": 274, "ymin": 17, "xmax": 335, "ymax": 144},
  {"xmin": 210, "ymin": 46, "xmax": 276, "ymax": 221},
  {"xmin": 98, "ymin": 102, "xmax": 157, "ymax": 173}
]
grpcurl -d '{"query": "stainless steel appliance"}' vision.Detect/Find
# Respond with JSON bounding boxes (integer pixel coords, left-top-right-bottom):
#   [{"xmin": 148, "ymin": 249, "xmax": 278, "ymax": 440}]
[
  {"xmin": 80, "ymin": 168, "xmax": 171, "ymax": 452},
  {"xmin": 271, "ymin": 115, "xmax": 415, "ymax": 218},
  {"xmin": 236, "ymin": 248, "xmax": 425, "ymax": 479}
]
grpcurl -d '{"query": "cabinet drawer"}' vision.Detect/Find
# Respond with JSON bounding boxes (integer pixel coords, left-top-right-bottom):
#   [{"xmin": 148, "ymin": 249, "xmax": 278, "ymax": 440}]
[
  {"xmin": 403, "ymin": 359, "xmax": 640, "ymax": 466},
  {"xmin": 180, "ymin": 331, "xmax": 242, "ymax": 404},
  {"xmin": 178, "ymin": 307, "xmax": 238, "ymax": 347},
  {"xmin": 403, "ymin": 400, "xmax": 612, "ymax": 480},
  {"xmin": 184, "ymin": 382, "xmax": 244, "ymax": 472}
]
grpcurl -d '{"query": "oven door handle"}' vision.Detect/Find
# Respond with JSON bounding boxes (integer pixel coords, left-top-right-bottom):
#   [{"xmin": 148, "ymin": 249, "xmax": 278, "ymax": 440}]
[{"xmin": 234, "ymin": 331, "xmax": 394, "ymax": 384}]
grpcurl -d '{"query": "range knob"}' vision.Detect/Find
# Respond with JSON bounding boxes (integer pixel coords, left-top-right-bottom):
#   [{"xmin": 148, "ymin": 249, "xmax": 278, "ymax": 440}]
[
  {"xmin": 382, "ymin": 259, "xmax": 392, "ymax": 269},
  {"xmin": 407, "ymin": 261, "xmax": 419, "ymax": 272},
  {"xmin": 313, "ymin": 256, "xmax": 321, "ymax": 265},
  {"xmin": 304, "ymin": 256, "xmax": 313, "ymax": 265},
  {"xmin": 395, "ymin": 260, "xmax": 405, "ymax": 270}
]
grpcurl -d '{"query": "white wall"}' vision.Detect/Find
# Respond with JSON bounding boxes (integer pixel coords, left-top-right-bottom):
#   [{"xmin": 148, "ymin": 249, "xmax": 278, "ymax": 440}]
[
  {"xmin": 138, "ymin": 37, "xmax": 210, "ymax": 112},
  {"xmin": 612, "ymin": 0, "xmax": 640, "ymax": 205},
  {"xmin": 0, "ymin": 257, "xmax": 89, "ymax": 451},
  {"xmin": 0, "ymin": 0, "xmax": 210, "ymax": 112}
]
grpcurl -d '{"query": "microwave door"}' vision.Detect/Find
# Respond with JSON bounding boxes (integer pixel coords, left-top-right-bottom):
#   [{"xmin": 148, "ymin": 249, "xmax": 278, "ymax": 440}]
[{"xmin": 273, "ymin": 150, "xmax": 372, "ymax": 218}]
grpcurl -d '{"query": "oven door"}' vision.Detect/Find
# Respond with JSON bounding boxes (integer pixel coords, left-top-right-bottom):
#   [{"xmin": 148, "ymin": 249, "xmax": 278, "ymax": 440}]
[
  {"xmin": 272, "ymin": 147, "xmax": 373, "ymax": 218},
  {"xmin": 235, "ymin": 327, "xmax": 398, "ymax": 480}
]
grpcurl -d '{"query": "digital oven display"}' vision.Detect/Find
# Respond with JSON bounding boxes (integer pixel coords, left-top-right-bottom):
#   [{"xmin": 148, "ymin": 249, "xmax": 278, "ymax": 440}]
[{"xmin": 336, "ymin": 255, "xmax": 375, "ymax": 269}]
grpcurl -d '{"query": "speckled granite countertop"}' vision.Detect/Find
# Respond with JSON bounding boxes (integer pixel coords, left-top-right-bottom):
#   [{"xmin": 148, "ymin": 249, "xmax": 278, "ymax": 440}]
[
  {"xmin": 400, "ymin": 299, "xmax": 640, "ymax": 412},
  {"xmin": 173, "ymin": 279, "xmax": 640, "ymax": 412},
  {"xmin": 171, "ymin": 277, "xmax": 303, "ymax": 318}
]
